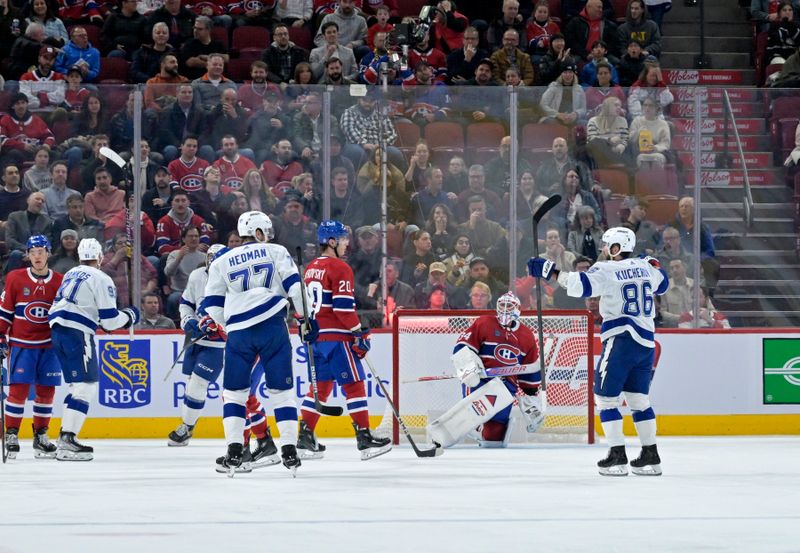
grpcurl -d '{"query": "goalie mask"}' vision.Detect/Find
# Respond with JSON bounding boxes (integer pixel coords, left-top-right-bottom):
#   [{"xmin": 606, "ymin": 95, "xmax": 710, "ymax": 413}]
[{"xmin": 496, "ymin": 292, "xmax": 521, "ymax": 328}]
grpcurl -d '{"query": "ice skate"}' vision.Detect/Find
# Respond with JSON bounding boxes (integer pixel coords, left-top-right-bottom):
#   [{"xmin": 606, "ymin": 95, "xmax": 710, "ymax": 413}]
[
  {"xmin": 355, "ymin": 424, "xmax": 392, "ymax": 461},
  {"xmin": 32, "ymin": 426, "xmax": 57, "ymax": 459},
  {"xmin": 215, "ymin": 449, "xmax": 253, "ymax": 475},
  {"xmin": 597, "ymin": 445, "xmax": 628, "ymax": 476},
  {"xmin": 297, "ymin": 420, "xmax": 325, "ymax": 460},
  {"xmin": 4, "ymin": 428, "xmax": 20, "ymax": 460},
  {"xmin": 250, "ymin": 432, "xmax": 280, "ymax": 468},
  {"xmin": 56, "ymin": 432, "xmax": 93, "ymax": 461},
  {"xmin": 281, "ymin": 444, "xmax": 301, "ymax": 477},
  {"xmin": 167, "ymin": 423, "xmax": 194, "ymax": 446},
  {"xmin": 630, "ymin": 444, "xmax": 662, "ymax": 476},
  {"xmin": 216, "ymin": 443, "xmax": 250, "ymax": 477}
]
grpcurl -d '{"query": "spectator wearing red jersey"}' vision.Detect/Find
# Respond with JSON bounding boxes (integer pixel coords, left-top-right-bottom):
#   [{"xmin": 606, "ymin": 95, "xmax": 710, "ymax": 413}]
[
  {"xmin": 366, "ymin": 4, "xmax": 393, "ymax": 49},
  {"xmin": 526, "ymin": 0, "xmax": 560, "ymax": 64},
  {"xmin": 213, "ymin": 135, "xmax": 257, "ymax": 191},
  {"xmin": 58, "ymin": 0, "xmax": 103, "ymax": 27},
  {"xmin": 430, "ymin": 0, "xmax": 468, "ymax": 55},
  {"xmin": 104, "ymin": 193, "xmax": 156, "ymax": 252},
  {"xmin": 19, "ymin": 46, "xmax": 65, "ymax": 111},
  {"xmin": 408, "ymin": 32, "xmax": 448, "ymax": 83},
  {"xmin": 260, "ymin": 138, "xmax": 304, "ymax": 193},
  {"xmin": 167, "ymin": 135, "xmax": 210, "ymax": 193},
  {"xmin": 155, "ymin": 190, "xmax": 212, "ymax": 255},
  {"xmin": 0, "ymin": 93, "xmax": 55, "ymax": 168},
  {"xmin": 237, "ymin": 60, "xmax": 282, "ymax": 111}
]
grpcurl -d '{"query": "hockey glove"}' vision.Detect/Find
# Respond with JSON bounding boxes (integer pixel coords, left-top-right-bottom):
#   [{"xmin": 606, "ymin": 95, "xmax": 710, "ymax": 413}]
[
  {"xmin": 640, "ymin": 255, "xmax": 661, "ymax": 269},
  {"xmin": 298, "ymin": 317, "xmax": 320, "ymax": 343},
  {"xmin": 528, "ymin": 257, "xmax": 555, "ymax": 280},
  {"xmin": 183, "ymin": 318, "xmax": 204, "ymax": 341},
  {"xmin": 351, "ymin": 329, "xmax": 371, "ymax": 359},
  {"xmin": 517, "ymin": 389, "xmax": 545, "ymax": 433},
  {"xmin": 199, "ymin": 315, "xmax": 227, "ymax": 341},
  {"xmin": 0, "ymin": 335, "xmax": 8, "ymax": 360},
  {"xmin": 457, "ymin": 364, "xmax": 482, "ymax": 388},
  {"xmin": 122, "ymin": 307, "xmax": 140, "ymax": 329}
]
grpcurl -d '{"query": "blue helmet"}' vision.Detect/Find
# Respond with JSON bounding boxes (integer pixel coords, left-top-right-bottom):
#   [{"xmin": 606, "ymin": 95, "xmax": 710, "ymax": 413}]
[
  {"xmin": 317, "ymin": 220, "xmax": 348, "ymax": 245},
  {"xmin": 26, "ymin": 235, "xmax": 51, "ymax": 252}
]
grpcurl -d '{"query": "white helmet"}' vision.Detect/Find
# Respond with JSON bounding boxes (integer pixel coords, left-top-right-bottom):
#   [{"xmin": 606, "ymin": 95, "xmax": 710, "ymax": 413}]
[
  {"xmin": 237, "ymin": 211, "xmax": 273, "ymax": 242},
  {"xmin": 496, "ymin": 291, "xmax": 521, "ymax": 328},
  {"xmin": 602, "ymin": 227, "xmax": 636, "ymax": 255},
  {"xmin": 77, "ymin": 238, "xmax": 103, "ymax": 262},
  {"xmin": 207, "ymin": 244, "xmax": 227, "ymax": 265}
]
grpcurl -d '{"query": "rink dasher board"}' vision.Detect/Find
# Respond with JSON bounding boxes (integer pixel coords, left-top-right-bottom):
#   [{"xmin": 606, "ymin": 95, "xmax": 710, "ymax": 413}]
[{"xmin": 3, "ymin": 329, "xmax": 799, "ymax": 438}]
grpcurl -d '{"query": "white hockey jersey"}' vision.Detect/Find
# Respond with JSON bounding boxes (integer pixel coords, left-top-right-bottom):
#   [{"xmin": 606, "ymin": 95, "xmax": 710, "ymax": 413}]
[
  {"xmin": 48, "ymin": 265, "xmax": 131, "ymax": 334},
  {"xmin": 204, "ymin": 242, "xmax": 304, "ymax": 332},
  {"xmin": 562, "ymin": 257, "xmax": 669, "ymax": 348},
  {"xmin": 180, "ymin": 266, "xmax": 224, "ymax": 349}
]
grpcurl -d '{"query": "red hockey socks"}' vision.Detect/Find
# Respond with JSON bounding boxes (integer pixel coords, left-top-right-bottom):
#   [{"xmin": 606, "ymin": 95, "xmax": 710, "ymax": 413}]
[
  {"xmin": 300, "ymin": 380, "xmax": 334, "ymax": 431},
  {"xmin": 342, "ymin": 381, "xmax": 370, "ymax": 429},
  {"xmin": 4, "ymin": 383, "xmax": 30, "ymax": 431},
  {"xmin": 245, "ymin": 394, "xmax": 268, "ymax": 440},
  {"xmin": 32, "ymin": 385, "xmax": 56, "ymax": 432}
]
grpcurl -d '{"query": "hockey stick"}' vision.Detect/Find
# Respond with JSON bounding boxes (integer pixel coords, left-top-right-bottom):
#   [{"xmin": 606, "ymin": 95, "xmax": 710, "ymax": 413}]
[
  {"xmin": 531, "ymin": 194, "xmax": 562, "ymax": 409},
  {"xmin": 362, "ymin": 355, "xmax": 443, "ymax": 457},
  {"xmin": 100, "ymin": 146, "xmax": 135, "ymax": 342},
  {"xmin": 404, "ymin": 363, "xmax": 548, "ymax": 384},
  {"xmin": 1, "ymin": 354, "xmax": 6, "ymax": 464},
  {"xmin": 162, "ymin": 334, "xmax": 205, "ymax": 382},
  {"xmin": 294, "ymin": 247, "xmax": 343, "ymax": 417}
]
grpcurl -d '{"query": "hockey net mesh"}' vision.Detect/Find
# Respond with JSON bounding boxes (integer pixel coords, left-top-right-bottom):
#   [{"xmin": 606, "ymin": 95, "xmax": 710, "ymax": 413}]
[{"xmin": 390, "ymin": 310, "xmax": 594, "ymax": 445}]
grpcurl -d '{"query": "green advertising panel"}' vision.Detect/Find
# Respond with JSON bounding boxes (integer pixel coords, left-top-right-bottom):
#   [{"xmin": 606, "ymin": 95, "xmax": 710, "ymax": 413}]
[{"xmin": 763, "ymin": 339, "xmax": 800, "ymax": 404}]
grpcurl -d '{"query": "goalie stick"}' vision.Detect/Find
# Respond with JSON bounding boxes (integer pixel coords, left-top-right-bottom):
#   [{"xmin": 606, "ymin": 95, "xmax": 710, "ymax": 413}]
[
  {"xmin": 294, "ymin": 247, "xmax": 343, "ymax": 417},
  {"xmin": 362, "ymin": 355, "xmax": 443, "ymax": 457},
  {"xmin": 531, "ymin": 194, "xmax": 561, "ymax": 410}
]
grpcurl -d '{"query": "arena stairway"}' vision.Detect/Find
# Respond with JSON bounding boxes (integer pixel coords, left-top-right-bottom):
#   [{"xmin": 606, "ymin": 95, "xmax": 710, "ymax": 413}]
[{"xmin": 655, "ymin": 0, "xmax": 800, "ymax": 325}]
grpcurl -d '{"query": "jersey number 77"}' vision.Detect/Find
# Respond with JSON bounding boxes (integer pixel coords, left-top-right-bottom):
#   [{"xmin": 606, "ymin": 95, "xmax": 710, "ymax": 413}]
[{"xmin": 227, "ymin": 262, "xmax": 274, "ymax": 292}]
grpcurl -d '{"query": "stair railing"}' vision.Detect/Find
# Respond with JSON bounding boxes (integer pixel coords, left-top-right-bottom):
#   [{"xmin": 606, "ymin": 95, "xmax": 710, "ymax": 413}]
[{"xmin": 722, "ymin": 89, "xmax": 755, "ymax": 232}]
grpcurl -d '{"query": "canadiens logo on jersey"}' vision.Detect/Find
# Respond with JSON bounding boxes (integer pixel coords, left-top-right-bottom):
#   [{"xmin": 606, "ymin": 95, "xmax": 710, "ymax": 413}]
[
  {"xmin": 24, "ymin": 301, "xmax": 51, "ymax": 324},
  {"xmin": 494, "ymin": 345, "xmax": 522, "ymax": 365},
  {"xmin": 99, "ymin": 340, "xmax": 151, "ymax": 409},
  {"xmin": 180, "ymin": 175, "xmax": 203, "ymax": 192}
]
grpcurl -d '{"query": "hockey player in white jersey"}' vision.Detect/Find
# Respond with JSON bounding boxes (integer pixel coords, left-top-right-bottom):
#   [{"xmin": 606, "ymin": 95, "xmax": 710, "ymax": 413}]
[
  {"xmin": 204, "ymin": 211, "xmax": 318, "ymax": 476},
  {"xmin": 529, "ymin": 227, "xmax": 669, "ymax": 476},
  {"xmin": 48, "ymin": 238, "xmax": 139, "ymax": 461},
  {"xmin": 168, "ymin": 244, "xmax": 280, "ymax": 470}
]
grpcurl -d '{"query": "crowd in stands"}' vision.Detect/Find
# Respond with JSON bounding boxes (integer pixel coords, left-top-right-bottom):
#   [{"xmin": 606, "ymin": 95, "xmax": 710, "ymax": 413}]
[{"xmin": 0, "ymin": 0, "xmax": 726, "ymax": 328}]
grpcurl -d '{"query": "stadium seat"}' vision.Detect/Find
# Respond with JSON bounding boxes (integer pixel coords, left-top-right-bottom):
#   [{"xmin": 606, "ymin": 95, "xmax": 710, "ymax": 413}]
[
  {"xmin": 423, "ymin": 121, "xmax": 465, "ymax": 167},
  {"xmin": 97, "ymin": 57, "xmax": 130, "ymax": 84},
  {"xmin": 465, "ymin": 122, "xmax": 505, "ymax": 162},
  {"xmin": 396, "ymin": 120, "xmax": 422, "ymax": 148},
  {"xmin": 611, "ymin": 0, "xmax": 628, "ymax": 21},
  {"xmin": 226, "ymin": 58, "xmax": 253, "ymax": 82},
  {"xmin": 547, "ymin": 0, "xmax": 562, "ymax": 22},
  {"xmin": 233, "ymin": 26, "xmax": 269, "ymax": 51},
  {"xmin": 635, "ymin": 168, "xmax": 679, "ymax": 197},
  {"xmin": 103, "ymin": 85, "xmax": 131, "ymax": 114},
  {"xmin": 211, "ymin": 26, "xmax": 230, "ymax": 50},
  {"xmin": 521, "ymin": 123, "xmax": 568, "ymax": 151},
  {"xmin": 604, "ymin": 194, "xmax": 626, "ymax": 227},
  {"xmin": 755, "ymin": 32, "xmax": 768, "ymax": 86},
  {"xmin": 593, "ymin": 168, "xmax": 631, "ymax": 196},
  {"xmin": 398, "ymin": 0, "xmax": 428, "ymax": 18},
  {"xmin": 643, "ymin": 195, "xmax": 679, "ymax": 226},
  {"xmin": 288, "ymin": 26, "xmax": 313, "ymax": 51}
]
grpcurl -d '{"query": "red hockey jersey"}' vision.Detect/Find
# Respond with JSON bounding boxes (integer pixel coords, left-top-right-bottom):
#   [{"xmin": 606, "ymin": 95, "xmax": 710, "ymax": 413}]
[
  {"xmin": 454, "ymin": 315, "xmax": 540, "ymax": 388},
  {"xmin": 0, "ymin": 113, "xmax": 56, "ymax": 151},
  {"xmin": 213, "ymin": 154, "xmax": 256, "ymax": 190},
  {"xmin": 168, "ymin": 156, "xmax": 210, "ymax": 193},
  {"xmin": 304, "ymin": 256, "xmax": 360, "ymax": 342},
  {"xmin": 0, "ymin": 268, "xmax": 63, "ymax": 348}
]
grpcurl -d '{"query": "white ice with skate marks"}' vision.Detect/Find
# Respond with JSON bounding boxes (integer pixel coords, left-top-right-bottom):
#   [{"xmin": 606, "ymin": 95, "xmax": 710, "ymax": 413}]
[{"xmin": 0, "ymin": 437, "xmax": 798, "ymax": 553}]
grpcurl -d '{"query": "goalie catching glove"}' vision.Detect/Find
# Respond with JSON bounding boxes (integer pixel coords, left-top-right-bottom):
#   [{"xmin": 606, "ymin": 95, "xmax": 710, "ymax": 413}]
[{"xmin": 528, "ymin": 257, "xmax": 556, "ymax": 280}]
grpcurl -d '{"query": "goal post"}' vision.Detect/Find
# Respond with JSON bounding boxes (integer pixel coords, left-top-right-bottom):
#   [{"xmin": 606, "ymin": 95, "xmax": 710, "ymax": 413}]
[{"xmin": 390, "ymin": 309, "xmax": 595, "ymax": 445}]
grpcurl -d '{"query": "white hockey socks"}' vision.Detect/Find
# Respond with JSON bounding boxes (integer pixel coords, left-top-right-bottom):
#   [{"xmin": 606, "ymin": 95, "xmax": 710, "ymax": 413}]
[
  {"xmin": 270, "ymin": 388, "xmax": 298, "ymax": 446},
  {"xmin": 61, "ymin": 382, "xmax": 98, "ymax": 435},
  {"xmin": 627, "ymin": 392, "xmax": 657, "ymax": 447},
  {"xmin": 222, "ymin": 388, "xmax": 249, "ymax": 446},
  {"xmin": 596, "ymin": 394, "xmax": 625, "ymax": 447},
  {"xmin": 182, "ymin": 374, "xmax": 211, "ymax": 427}
]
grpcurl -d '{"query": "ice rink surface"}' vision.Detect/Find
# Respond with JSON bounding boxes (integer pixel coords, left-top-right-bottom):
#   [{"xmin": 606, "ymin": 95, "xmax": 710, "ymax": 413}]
[{"xmin": 1, "ymin": 436, "xmax": 798, "ymax": 553}]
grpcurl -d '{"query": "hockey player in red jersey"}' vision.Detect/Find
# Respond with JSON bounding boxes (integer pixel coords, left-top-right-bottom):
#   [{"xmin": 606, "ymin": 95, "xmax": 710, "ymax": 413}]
[
  {"xmin": 428, "ymin": 292, "xmax": 546, "ymax": 448},
  {"xmin": 298, "ymin": 220, "xmax": 391, "ymax": 460},
  {"xmin": 0, "ymin": 235, "xmax": 64, "ymax": 460}
]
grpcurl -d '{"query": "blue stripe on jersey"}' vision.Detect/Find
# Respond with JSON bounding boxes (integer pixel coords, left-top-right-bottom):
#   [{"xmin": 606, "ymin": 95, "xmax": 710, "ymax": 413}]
[
  {"xmin": 5, "ymin": 403, "xmax": 24, "ymax": 416},
  {"xmin": 346, "ymin": 399, "xmax": 368, "ymax": 410},
  {"xmin": 223, "ymin": 403, "xmax": 246, "ymax": 418},
  {"xmin": 0, "ymin": 308, "xmax": 12, "ymax": 323},
  {"xmin": 601, "ymin": 317, "xmax": 654, "ymax": 341},
  {"xmin": 332, "ymin": 296, "xmax": 355, "ymax": 310},
  {"xmin": 99, "ymin": 307, "xmax": 119, "ymax": 320},
  {"xmin": 274, "ymin": 405, "xmax": 297, "ymax": 422},
  {"xmin": 655, "ymin": 269, "xmax": 669, "ymax": 295},
  {"xmin": 204, "ymin": 295, "xmax": 225, "ymax": 308},
  {"xmin": 180, "ymin": 298, "xmax": 196, "ymax": 309},
  {"xmin": 155, "ymin": 237, "xmax": 170, "ymax": 249},
  {"xmin": 282, "ymin": 273, "xmax": 300, "ymax": 294},
  {"xmin": 226, "ymin": 295, "xmax": 282, "ymax": 326},
  {"xmin": 453, "ymin": 342, "xmax": 478, "ymax": 355},
  {"xmin": 48, "ymin": 310, "xmax": 97, "ymax": 331},
  {"xmin": 321, "ymin": 290, "xmax": 333, "ymax": 305},
  {"xmin": 579, "ymin": 272, "xmax": 593, "ymax": 297}
]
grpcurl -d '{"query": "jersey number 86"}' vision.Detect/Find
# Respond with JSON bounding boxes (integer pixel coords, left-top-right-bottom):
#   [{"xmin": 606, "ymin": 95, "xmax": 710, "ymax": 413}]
[{"xmin": 621, "ymin": 282, "xmax": 654, "ymax": 317}]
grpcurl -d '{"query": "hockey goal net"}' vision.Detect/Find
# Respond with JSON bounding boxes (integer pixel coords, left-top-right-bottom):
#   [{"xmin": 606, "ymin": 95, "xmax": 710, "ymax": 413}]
[{"xmin": 390, "ymin": 310, "xmax": 595, "ymax": 445}]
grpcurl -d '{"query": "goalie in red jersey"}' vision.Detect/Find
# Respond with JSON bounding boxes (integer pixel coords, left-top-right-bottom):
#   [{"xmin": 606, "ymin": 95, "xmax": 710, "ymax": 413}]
[
  {"xmin": 428, "ymin": 292, "xmax": 546, "ymax": 448},
  {"xmin": 297, "ymin": 220, "xmax": 391, "ymax": 461},
  {"xmin": 1, "ymin": 236, "xmax": 64, "ymax": 460}
]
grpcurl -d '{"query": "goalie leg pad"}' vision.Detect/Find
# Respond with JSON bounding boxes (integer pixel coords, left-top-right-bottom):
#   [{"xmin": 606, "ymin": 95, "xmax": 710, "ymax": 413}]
[{"xmin": 428, "ymin": 378, "xmax": 515, "ymax": 448}]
